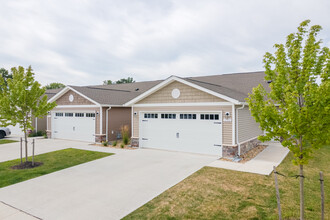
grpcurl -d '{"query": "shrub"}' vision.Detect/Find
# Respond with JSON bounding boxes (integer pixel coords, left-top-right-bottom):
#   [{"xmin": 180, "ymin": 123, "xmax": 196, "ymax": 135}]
[
  {"xmin": 28, "ymin": 131, "xmax": 46, "ymax": 137},
  {"xmin": 102, "ymin": 141, "xmax": 108, "ymax": 146},
  {"xmin": 121, "ymin": 125, "xmax": 130, "ymax": 145},
  {"xmin": 121, "ymin": 143, "xmax": 124, "ymax": 148},
  {"xmin": 112, "ymin": 141, "xmax": 117, "ymax": 146}
]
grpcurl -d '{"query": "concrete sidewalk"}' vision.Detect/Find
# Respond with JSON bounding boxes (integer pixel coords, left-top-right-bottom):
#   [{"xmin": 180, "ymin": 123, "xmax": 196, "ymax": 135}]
[
  {"xmin": 208, "ymin": 142, "xmax": 289, "ymax": 175},
  {"xmin": 0, "ymin": 202, "xmax": 38, "ymax": 220}
]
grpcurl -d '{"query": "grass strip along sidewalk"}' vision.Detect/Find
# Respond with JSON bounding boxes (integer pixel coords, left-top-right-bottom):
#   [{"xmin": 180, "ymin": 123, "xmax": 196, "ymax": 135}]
[
  {"xmin": 0, "ymin": 140, "xmax": 18, "ymax": 145},
  {"xmin": 124, "ymin": 145, "xmax": 329, "ymax": 220},
  {"xmin": 0, "ymin": 148, "xmax": 112, "ymax": 188}
]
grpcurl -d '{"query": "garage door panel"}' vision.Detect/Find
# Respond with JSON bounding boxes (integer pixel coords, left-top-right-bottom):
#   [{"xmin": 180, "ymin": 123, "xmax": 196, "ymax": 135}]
[
  {"xmin": 140, "ymin": 112, "xmax": 222, "ymax": 156},
  {"xmin": 52, "ymin": 112, "xmax": 95, "ymax": 142}
]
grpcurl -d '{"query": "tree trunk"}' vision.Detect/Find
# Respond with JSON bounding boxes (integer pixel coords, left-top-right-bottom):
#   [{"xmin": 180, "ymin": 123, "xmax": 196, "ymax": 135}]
[
  {"xmin": 299, "ymin": 164, "xmax": 304, "ymax": 220},
  {"xmin": 299, "ymin": 136, "xmax": 304, "ymax": 220},
  {"xmin": 24, "ymin": 129, "xmax": 28, "ymax": 162}
]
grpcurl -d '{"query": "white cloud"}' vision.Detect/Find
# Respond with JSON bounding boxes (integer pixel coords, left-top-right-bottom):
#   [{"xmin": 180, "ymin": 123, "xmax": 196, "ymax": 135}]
[{"xmin": 0, "ymin": 0, "xmax": 329, "ymax": 86}]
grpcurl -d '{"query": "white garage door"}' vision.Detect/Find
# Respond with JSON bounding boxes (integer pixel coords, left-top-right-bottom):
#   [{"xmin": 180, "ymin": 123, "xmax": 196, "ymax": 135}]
[
  {"xmin": 140, "ymin": 112, "xmax": 222, "ymax": 156},
  {"xmin": 52, "ymin": 112, "xmax": 96, "ymax": 142}
]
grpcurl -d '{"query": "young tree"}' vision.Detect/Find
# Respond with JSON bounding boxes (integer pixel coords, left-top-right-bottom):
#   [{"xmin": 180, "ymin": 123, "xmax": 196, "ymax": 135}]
[
  {"xmin": 247, "ymin": 20, "xmax": 330, "ymax": 220},
  {"xmin": 0, "ymin": 66, "xmax": 57, "ymax": 162},
  {"xmin": 45, "ymin": 82, "xmax": 65, "ymax": 89}
]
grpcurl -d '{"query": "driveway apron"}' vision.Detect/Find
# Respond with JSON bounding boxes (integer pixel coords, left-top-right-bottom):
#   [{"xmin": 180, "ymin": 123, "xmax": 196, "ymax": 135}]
[{"xmin": 0, "ymin": 147, "xmax": 217, "ymax": 220}]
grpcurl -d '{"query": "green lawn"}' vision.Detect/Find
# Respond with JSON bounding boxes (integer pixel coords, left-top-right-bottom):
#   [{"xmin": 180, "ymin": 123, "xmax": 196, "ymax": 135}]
[
  {"xmin": 0, "ymin": 139, "xmax": 18, "ymax": 145},
  {"xmin": 0, "ymin": 148, "xmax": 112, "ymax": 188},
  {"xmin": 124, "ymin": 145, "xmax": 330, "ymax": 220}
]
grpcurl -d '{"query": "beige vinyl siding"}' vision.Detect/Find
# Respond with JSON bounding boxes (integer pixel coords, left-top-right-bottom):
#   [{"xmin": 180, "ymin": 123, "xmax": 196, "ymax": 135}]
[
  {"xmin": 56, "ymin": 90, "xmax": 94, "ymax": 105},
  {"xmin": 133, "ymin": 105, "xmax": 233, "ymax": 145},
  {"xmin": 137, "ymin": 81, "xmax": 226, "ymax": 104},
  {"xmin": 237, "ymin": 106, "xmax": 263, "ymax": 143}
]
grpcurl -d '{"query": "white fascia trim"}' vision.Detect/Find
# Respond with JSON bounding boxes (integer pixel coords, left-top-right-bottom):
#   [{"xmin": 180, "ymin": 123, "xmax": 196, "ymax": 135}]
[
  {"xmin": 48, "ymin": 86, "xmax": 101, "ymax": 106},
  {"xmin": 133, "ymin": 102, "xmax": 233, "ymax": 107},
  {"xmin": 124, "ymin": 76, "xmax": 241, "ymax": 106},
  {"xmin": 55, "ymin": 105, "xmax": 99, "ymax": 108}
]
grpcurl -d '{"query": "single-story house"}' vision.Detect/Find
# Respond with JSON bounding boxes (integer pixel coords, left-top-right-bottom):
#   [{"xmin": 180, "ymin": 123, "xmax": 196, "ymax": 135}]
[
  {"xmin": 124, "ymin": 71, "xmax": 268, "ymax": 158},
  {"xmin": 46, "ymin": 81, "xmax": 161, "ymax": 142},
  {"xmin": 47, "ymin": 71, "xmax": 268, "ymax": 158}
]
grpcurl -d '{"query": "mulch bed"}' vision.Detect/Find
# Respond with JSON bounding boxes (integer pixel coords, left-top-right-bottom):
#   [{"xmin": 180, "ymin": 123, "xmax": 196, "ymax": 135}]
[
  {"xmin": 221, "ymin": 145, "xmax": 268, "ymax": 163},
  {"xmin": 93, "ymin": 143, "xmax": 137, "ymax": 150},
  {"xmin": 11, "ymin": 161, "xmax": 43, "ymax": 170}
]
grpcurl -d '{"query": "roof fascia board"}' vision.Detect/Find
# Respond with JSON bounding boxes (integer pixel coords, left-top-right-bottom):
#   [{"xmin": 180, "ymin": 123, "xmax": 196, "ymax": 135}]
[
  {"xmin": 133, "ymin": 102, "xmax": 233, "ymax": 107},
  {"xmin": 124, "ymin": 76, "xmax": 240, "ymax": 106},
  {"xmin": 48, "ymin": 86, "xmax": 101, "ymax": 106}
]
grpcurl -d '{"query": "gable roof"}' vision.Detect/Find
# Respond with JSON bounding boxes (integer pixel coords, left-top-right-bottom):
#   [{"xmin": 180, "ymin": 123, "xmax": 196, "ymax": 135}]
[
  {"xmin": 186, "ymin": 71, "xmax": 269, "ymax": 102},
  {"xmin": 48, "ymin": 71, "xmax": 268, "ymax": 106},
  {"xmin": 125, "ymin": 71, "xmax": 268, "ymax": 105},
  {"xmin": 45, "ymin": 88, "xmax": 64, "ymax": 100},
  {"xmin": 49, "ymin": 80, "xmax": 162, "ymax": 106}
]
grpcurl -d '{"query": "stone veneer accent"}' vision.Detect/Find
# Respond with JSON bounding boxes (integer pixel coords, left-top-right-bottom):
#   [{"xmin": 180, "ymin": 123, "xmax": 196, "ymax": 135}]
[
  {"xmin": 222, "ymin": 137, "xmax": 261, "ymax": 158},
  {"xmin": 95, "ymin": 134, "xmax": 106, "ymax": 143},
  {"xmin": 239, "ymin": 137, "xmax": 261, "ymax": 155},
  {"xmin": 46, "ymin": 130, "xmax": 52, "ymax": 139},
  {"xmin": 131, "ymin": 138, "xmax": 139, "ymax": 148},
  {"xmin": 222, "ymin": 145, "xmax": 238, "ymax": 158}
]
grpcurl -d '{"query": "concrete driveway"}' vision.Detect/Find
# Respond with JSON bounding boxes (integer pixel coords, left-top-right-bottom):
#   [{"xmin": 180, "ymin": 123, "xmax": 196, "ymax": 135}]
[{"xmin": 0, "ymin": 139, "xmax": 217, "ymax": 220}]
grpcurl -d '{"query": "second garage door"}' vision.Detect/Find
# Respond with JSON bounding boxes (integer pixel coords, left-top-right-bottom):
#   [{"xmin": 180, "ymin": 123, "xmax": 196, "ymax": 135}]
[
  {"xmin": 140, "ymin": 112, "xmax": 222, "ymax": 156},
  {"xmin": 52, "ymin": 112, "xmax": 96, "ymax": 142}
]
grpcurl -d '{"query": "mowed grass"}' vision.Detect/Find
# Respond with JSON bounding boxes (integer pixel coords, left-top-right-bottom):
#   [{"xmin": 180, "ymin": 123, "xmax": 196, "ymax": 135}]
[
  {"xmin": 0, "ymin": 148, "xmax": 112, "ymax": 188},
  {"xmin": 124, "ymin": 145, "xmax": 329, "ymax": 220},
  {"xmin": 0, "ymin": 139, "xmax": 18, "ymax": 145}
]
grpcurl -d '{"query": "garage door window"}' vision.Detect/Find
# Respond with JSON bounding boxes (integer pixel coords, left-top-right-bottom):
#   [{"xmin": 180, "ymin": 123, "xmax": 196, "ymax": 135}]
[
  {"xmin": 200, "ymin": 114, "xmax": 219, "ymax": 120},
  {"xmin": 75, "ymin": 113, "xmax": 84, "ymax": 117},
  {"xmin": 144, "ymin": 113, "xmax": 158, "ymax": 119},
  {"xmin": 55, "ymin": 113, "xmax": 63, "ymax": 117},
  {"xmin": 161, "ymin": 113, "xmax": 176, "ymax": 119},
  {"xmin": 65, "ymin": 113, "xmax": 74, "ymax": 117},
  {"xmin": 86, "ymin": 113, "xmax": 95, "ymax": 117},
  {"xmin": 180, "ymin": 114, "xmax": 196, "ymax": 119}
]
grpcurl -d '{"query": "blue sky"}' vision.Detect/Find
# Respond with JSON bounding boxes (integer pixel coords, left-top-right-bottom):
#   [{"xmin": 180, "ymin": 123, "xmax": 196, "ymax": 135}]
[{"xmin": 1, "ymin": 0, "xmax": 330, "ymax": 86}]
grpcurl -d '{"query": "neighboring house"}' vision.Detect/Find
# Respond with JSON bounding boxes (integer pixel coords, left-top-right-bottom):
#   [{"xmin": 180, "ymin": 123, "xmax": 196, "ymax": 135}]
[
  {"xmin": 125, "ymin": 71, "xmax": 268, "ymax": 158},
  {"xmin": 46, "ymin": 71, "xmax": 268, "ymax": 158},
  {"xmin": 7, "ymin": 88, "xmax": 62, "ymax": 136},
  {"xmin": 46, "ymin": 81, "xmax": 161, "ymax": 142}
]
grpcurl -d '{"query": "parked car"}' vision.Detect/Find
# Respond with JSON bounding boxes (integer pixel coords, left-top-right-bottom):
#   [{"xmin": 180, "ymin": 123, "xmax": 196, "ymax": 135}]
[{"xmin": 0, "ymin": 127, "xmax": 11, "ymax": 139}]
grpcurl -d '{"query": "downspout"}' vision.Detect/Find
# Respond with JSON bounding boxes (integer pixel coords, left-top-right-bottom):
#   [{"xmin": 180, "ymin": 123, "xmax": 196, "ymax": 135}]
[
  {"xmin": 106, "ymin": 107, "xmax": 111, "ymax": 141},
  {"xmin": 236, "ymin": 104, "xmax": 245, "ymax": 156}
]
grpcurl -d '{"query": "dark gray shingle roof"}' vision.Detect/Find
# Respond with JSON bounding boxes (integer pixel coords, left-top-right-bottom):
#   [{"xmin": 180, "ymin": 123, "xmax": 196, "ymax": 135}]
[{"xmin": 65, "ymin": 71, "xmax": 268, "ymax": 105}]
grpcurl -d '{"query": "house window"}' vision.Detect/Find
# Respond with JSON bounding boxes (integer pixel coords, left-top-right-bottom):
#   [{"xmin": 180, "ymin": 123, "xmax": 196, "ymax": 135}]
[
  {"xmin": 200, "ymin": 114, "xmax": 219, "ymax": 120},
  {"xmin": 86, "ymin": 113, "xmax": 96, "ymax": 117},
  {"xmin": 144, "ymin": 113, "xmax": 158, "ymax": 119},
  {"xmin": 75, "ymin": 113, "xmax": 84, "ymax": 117},
  {"xmin": 65, "ymin": 113, "xmax": 73, "ymax": 117},
  {"xmin": 55, "ymin": 112, "xmax": 63, "ymax": 117},
  {"xmin": 179, "ymin": 114, "xmax": 196, "ymax": 119},
  {"xmin": 161, "ymin": 113, "xmax": 176, "ymax": 119}
]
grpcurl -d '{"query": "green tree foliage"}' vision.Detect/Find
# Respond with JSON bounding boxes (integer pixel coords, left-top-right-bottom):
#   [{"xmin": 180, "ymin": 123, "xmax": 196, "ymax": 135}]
[
  {"xmin": 0, "ymin": 68, "xmax": 12, "ymax": 89},
  {"xmin": 247, "ymin": 20, "xmax": 330, "ymax": 219},
  {"xmin": 103, "ymin": 80, "xmax": 113, "ymax": 85},
  {"xmin": 116, "ymin": 77, "xmax": 135, "ymax": 84},
  {"xmin": 45, "ymin": 82, "xmax": 65, "ymax": 89},
  {"xmin": 0, "ymin": 66, "xmax": 57, "ymax": 162},
  {"xmin": 103, "ymin": 77, "xmax": 135, "ymax": 85}
]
